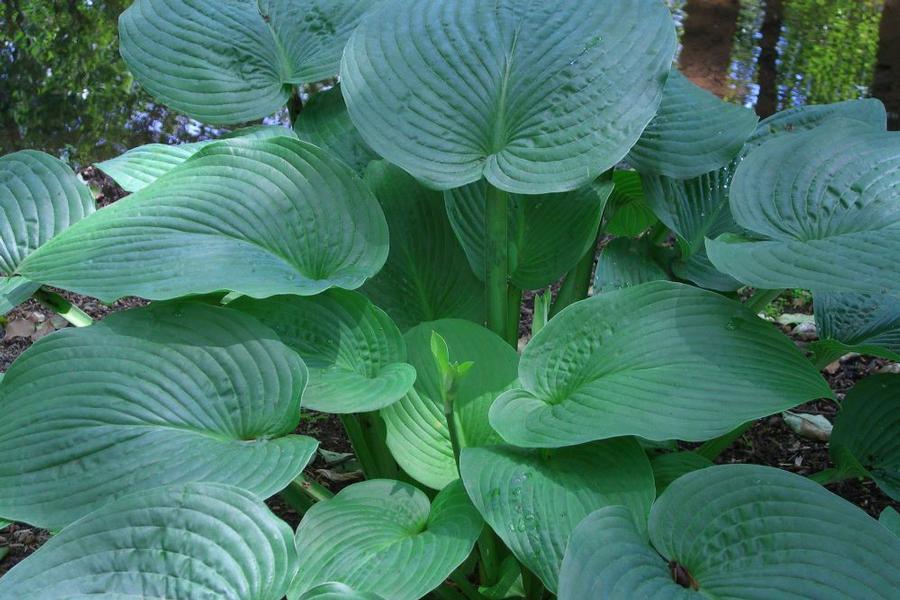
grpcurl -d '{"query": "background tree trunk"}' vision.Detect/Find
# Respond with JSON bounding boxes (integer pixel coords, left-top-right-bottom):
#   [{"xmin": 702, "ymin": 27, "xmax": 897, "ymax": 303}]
[
  {"xmin": 873, "ymin": 0, "xmax": 900, "ymax": 130},
  {"xmin": 756, "ymin": 0, "xmax": 785, "ymax": 118},
  {"xmin": 680, "ymin": 0, "xmax": 742, "ymax": 98}
]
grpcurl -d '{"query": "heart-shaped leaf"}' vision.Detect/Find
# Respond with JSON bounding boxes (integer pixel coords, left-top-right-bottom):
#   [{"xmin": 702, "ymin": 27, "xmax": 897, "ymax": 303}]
[
  {"xmin": 341, "ymin": 0, "xmax": 676, "ymax": 193},
  {"xmin": 746, "ymin": 98, "xmax": 887, "ymax": 149},
  {"xmin": 289, "ymin": 479, "xmax": 482, "ymax": 600},
  {"xmin": 19, "ymin": 137, "xmax": 389, "ymax": 302},
  {"xmin": 1, "ymin": 150, "xmax": 95, "ymax": 275},
  {"xmin": 293, "ymin": 86, "xmax": 377, "ymax": 174},
  {"xmin": 811, "ymin": 291, "xmax": 900, "ymax": 365},
  {"xmin": 649, "ymin": 452, "xmax": 713, "ymax": 496},
  {"xmin": 361, "ymin": 162, "xmax": 483, "ymax": 330},
  {"xmin": 444, "ymin": 176, "xmax": 613, "ymax": 290},
  {"xmin": 603, "ymin": 171, "xmax": 658, "ymax": 237},
  {"xmin": 299, "ymin": 584, "xmax": 385, "ymax": 600},
  {"xmin": 460, "ymin": 438, "xmax": 655, "ymax": 592},
  {"xmin": 96, "ymin": 126, "xmax": 297, "ymax": 192},
  {"xmin": 490, "ymin": 281, "xmax": 831, "ymax": 448},
  {"xmin": 558, "ymin": 465, "xmax": 900, "ymax": 600},
  {"xmin": 830, "ymin": 374, "xmax": 900, "ymax": 501},
  {"xmin": 627, "ymin": 70, "xmax": 758, "ymax": 179},
  {"xmin": 229, "ymin": 290, "xmax": 415, "ymax": 414},
  {"xmin": 120, "ymin": 0, "xmax": 378, "ymax": 124},
  {"xmin": 381, "ymin": 319, "xmax": 518, "ymax": 489},
  {"xmin": 707, "ymin": 121, "xmax": 900, "ymax": 293},
  {"xmin": 0, "ymin": 301, "xmax": 316, "ymax": 530},
  {"xmin": 0, "ymin": 483, "xmax": 299, "ymax": 600},
  {"xmin": 593, "ymin": 238, "xmax": 669, "ymax": 294}
]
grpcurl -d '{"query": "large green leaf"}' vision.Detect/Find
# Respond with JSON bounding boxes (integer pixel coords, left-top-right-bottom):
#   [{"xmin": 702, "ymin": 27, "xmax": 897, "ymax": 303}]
[
  {"xmin": 603, "ymin": 171, "xmax": 658, "ymax": 237},
  {"xmin": 0, "ymin": 301, "xmax": 316, "ymax": 530},
  {"xmin": 361, "ymin": 162, "xmax": 483, "ymax": 330},
  {"xmin": 19, "ymin": 137, "xmax": 389, "ymax": 302},
  {"xmin": 299, "ymin": 584, "xmax": 385, "ymax": 600},
  {"xmin": 293, "ymin": 86, "xmax": 377, "ymax": 174},
  {"xmin": 557, "ymin": 465, "xmax": 900, "ymax": 600},
  {"xmin": 627, "ymin": 70, "xmax": 758, "ymax": 179},
  {"xmin": 341, "ymin": 0, "xmax": 676, "ymax": 193},
  {"xmin": 593, "ymin": 238, "xmax": 669, "ymax": 294},
  {"xmin": 0, "ymin": 277, "xmax": 40, "ymax": 315},
  {"xmin": 96, "ymin": 126, "xmax": 297, "ymax": 192},
  {"xmin": 812, "ymin": 291, "xmax": 900, "ymax": 364},
  {"xmin": 120, "ymin": 0, "xmax": 377, "ymax": 124},
  {"xmin": 882, "ymin": 507, "xmax": 900, "ymax": 537},
  {"xmin": 830, "ymin": 374, "xmax": 900, "ymax": 501},
  {"xmin": 707, "ymin": 121, "xmax": 900, "ymax": 293},
  {"xmin": 381, "ymin": 319, "xmax": 519, "ymax": 489},
  {"xmin": 1, "ymin": 150, "xmax": 94, "ymax": 275},
  {"xmin": 289, "ymin": 479, "xmax": 482, "ymax": 600},
  {"xmin": 0, "ymin": 483, "xmax": 299, "ymax": 600},
  {"xmin": 444, "ymin": 176, "xmax": 613, "ymax": 290},
  {"xmin": 460, "ymin": 438, "xmax": 655, "ymax": 592},
  {"xmin": 229, "ymin": 290, "xmax": 415, "ymax": 414},
  {"xmin": 641, "ymin": 162, "xmax": 742, "ymax": 291},
  {"xmin": 746, "ymin": 98, "xmax": 887, "ymax": 149},
  {"xmin": 490, "ymin": 281, "xmax": 830, "ymax": 447}
]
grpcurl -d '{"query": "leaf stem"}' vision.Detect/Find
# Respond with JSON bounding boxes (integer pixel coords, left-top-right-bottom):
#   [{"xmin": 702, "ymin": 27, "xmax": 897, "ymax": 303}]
[
  {"xmin": 340, "ymin": 412, "xmax": 399, "ymax": 480},
  {"xmin": 505, "ymin": 284, "xmax": 522, "ymax": 347},
  {"xmin": 476, "ymin": 529, "xmax": 502, "ymax": 587},
  {"xmin": 280, "ymin": 472, "xmax": 333, "ymax": 514},
  {"xmin": 33, "ymin": 288, "xmax": 93, "ymax": 327},
  {"xmin": 449, "ymin": 571, "xmax": 488, "ymax": 600},
  {"xmin": 521, "ymin": 567, "xmax": 545, "ymax": 600},
  {"xmin": 550, "ymin": 228, "xmax": 600, "ymax": 317},
  {"xmin": 485, "ymin": 184, "xmax": 511, "ymax": 345},
  {"xmin": 744, "ymin": 288, "xmax": 783, "ymax": 315}
]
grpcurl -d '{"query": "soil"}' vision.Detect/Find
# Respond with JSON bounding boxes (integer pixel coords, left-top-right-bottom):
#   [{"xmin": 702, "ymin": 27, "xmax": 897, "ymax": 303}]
[{"xmin": 0, "ymin": 170, "xmax": 896, "ymax": 574}]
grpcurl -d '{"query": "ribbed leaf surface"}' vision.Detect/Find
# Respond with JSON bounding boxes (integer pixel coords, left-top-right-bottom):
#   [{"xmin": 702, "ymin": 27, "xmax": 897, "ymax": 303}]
[
  {"xmin": 120, "ymin": 0, "xmax": 377, "ymax": 124},
  {"xmin": 558, "ymin": 465, "xmax": 900, "ymax": 600},
  {"xmin": 299, "ymin": 584, "xmax": 385, "ymax": 600},
  {"xmin": 649, "ymin": 452, "xmax": 713, "ymax": 496},
  {"xmin": 19, "ymin": 138, "xmax": 388, "ymax": 302},
  {"xmin": 293, "ymin": 86, "xmax": 377, "ymax": 174},
  {"xmin": 0, "ymin": 301, "xmax": 316, "ymax": 530},
  {"xmin": 381, "ymin": 319, "xmax": 518, "ymax": 489},
  {"xmin": 0, "ymin": 483, "xmax": 299, "ymax": 600},
  {"xmin": 747, "ymin": 98, "xmax": 887, "ymax": 149},
  {"xmin": 361, "ymin": 162, "xmax": 483, "ymax": 329},
  {"xmin": 707, "ymin": 121, "xmax": 900, "ymax": 293},
  {"xmin": 289, "ymin": 479, "xmax": 482, "ymax": 600},
  {"xmin": 490, "ymin": 281, "xmax": 830, "ymax": 447},
  {"xmin": 460, "ymin": 438, "xmax": 655, "ymax": 592},
  {"xmin": 1, "ymin": 150, "xmax": 94, "ymax": 275},
  {"xmin": 628, "ymin": 70, "xmax": 758, "ymax": 178},
  {"xmin": 229, "ymin": 290, "xmax": 415, "ymax": 414},
  {"xmin": 341, "ymin": 0, "xmax": 676, "ymax": 193},
  {"xmin": 593, "ymin": 238, "xmax": 669, "ymax": 294},
  {"xmin": 831, "ymin": 374, "xmax": 900, "ymax": 501},
  {"xmin": 445, "ymin": 177, "xmax": 613, "ymax": 290},
  {"xmin": 812, "ymin": 291, "xmax": 900, "ymax": 362},
  {"xmin": 96, "ymin": 126, "xmax": 296, "ymax": 192}
]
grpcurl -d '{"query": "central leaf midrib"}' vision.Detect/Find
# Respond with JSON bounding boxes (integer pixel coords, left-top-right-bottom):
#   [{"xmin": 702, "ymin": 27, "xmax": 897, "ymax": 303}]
[{"xmin": 489, "ymin": 28, "xmax": 520, "ymax": 156}]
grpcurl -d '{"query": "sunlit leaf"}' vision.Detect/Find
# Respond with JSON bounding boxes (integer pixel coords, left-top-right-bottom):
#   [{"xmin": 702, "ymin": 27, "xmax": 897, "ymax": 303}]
[
  {"xmin": 289, "ymin": 479, "xmax": 482, "ymax": 600},
  {"xmin": 19, "ymin": 137, "xmax": 389, "ymax": 302},
  {"xmin": 490, "ymin": 281, "xmax": 830, "ymax": 447},
  {"xmin": 558, "ymin": 465, "xmax": 900, "ymax": 600},
  {"xmin": 341, "ymin": 0, "xmax": 676, "ymax": 192},
  {"xmin": 0, "ymin": 301, "xmax": 316, "ymax": 530},
  {"xmin": 229, "ymin": 290, "xmax": 415, "ymax": 414},
  {"xmin": 0, "ymin": 483, "xmax": 299, "ymax": 600}
]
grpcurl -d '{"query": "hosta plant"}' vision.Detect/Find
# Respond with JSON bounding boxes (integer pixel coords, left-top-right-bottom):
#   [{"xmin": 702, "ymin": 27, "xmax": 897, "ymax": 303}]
[{"xmin": 1, "ymin": 0, "xmax": 899, "ymax": 599}]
